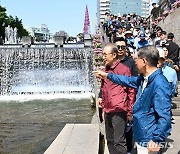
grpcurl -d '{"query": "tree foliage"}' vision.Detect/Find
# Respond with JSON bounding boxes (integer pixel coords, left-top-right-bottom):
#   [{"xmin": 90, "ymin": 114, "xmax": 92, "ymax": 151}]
[{"xmin": 0, "ymin": 4, "xmax": 29, "ymax": 40}]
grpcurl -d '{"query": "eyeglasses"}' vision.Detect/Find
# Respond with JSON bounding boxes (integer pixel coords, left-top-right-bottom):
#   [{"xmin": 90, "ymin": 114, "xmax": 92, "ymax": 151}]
[{"xmin": 117, "ymin": 45, "xmax": 126, "ymax": 50}]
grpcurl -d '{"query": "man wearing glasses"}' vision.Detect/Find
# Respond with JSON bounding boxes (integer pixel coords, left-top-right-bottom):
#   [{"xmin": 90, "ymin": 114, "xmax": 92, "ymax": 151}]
[
  {"xmin": 98, "ymin": 37, "xmax": 138, "ymax": 153},
  {"xmin": 114, "ymin": 37, "xmax": 138, "ymax": 76},
  {"xmin": 114, "ymin": 37, "xmax": 138, "ymax": 154},
  {"xmin": 99, "ymin": 43, "xmax": 136, "ymax": 154}
]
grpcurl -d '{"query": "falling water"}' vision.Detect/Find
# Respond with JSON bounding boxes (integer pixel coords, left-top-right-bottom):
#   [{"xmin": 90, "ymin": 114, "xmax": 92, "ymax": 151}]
[
  {"xmin": 0, "ymin": 46, "xmax": 94, "ymax": 99},
  {"xmin": 0, "ymin": 46, "xmax": 95, "ymax": 153}
]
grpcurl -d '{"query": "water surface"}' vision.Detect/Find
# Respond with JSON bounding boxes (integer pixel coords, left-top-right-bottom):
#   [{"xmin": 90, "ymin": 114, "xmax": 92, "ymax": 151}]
[{"xmin": 0, "ymin": 98, "xmax": 95, "ymax": 154}]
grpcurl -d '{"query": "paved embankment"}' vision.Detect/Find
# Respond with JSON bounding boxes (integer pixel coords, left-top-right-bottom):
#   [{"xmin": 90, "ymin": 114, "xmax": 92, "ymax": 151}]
[
  {"xmin": 172, "ymin": 84, "xmax": 180, "ymax": 116},
  {"xmin": 44, "ymin": 124, "xmax": 99, "ymax": 154},
  {"xmin": 163, "ymin": 116, "xmax": 180, "ymax": 154}
]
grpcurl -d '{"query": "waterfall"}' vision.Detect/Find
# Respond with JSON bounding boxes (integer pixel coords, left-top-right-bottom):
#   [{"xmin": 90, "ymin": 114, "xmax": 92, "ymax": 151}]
[{"xmin": 0, "ymin": 46, "xmax": 94, "ymax": 99}]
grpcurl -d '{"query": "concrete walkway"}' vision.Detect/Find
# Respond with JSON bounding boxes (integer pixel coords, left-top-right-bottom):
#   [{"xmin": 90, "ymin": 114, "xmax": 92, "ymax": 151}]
[
  {"xmin": 104, "ymin": 116, "xmax": 180, "ymax": 154},
  {"xmin": 44, "ymin": 124, "xmax": 99, "ymax": 154},
  {"xmin": 163, "ymin": 116, "xmax": 180, "ymax": 154}
]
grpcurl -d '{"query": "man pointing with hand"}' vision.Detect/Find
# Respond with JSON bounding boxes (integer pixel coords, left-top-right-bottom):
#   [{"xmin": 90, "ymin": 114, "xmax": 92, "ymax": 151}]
[{"xmin": 93, "ymin": 45, "xmax": 172, "ymax": 154}]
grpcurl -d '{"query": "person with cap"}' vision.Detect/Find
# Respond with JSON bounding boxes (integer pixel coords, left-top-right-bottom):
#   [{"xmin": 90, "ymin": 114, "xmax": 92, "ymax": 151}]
[
  {"xmin": 136, "ymin": 33, "xmax": 149, "ymax": 49},
  {"xmin": 157, "ymin": 46, "xmax": 177, "ymax": 124},
  {"xmin": 162, "ymin": 46, "xmax": 178, "ymax": 97},
  {"xmin": 93, "ymin": 45, "xmax": 172, "ymax": 154},
  {"xmin": 157, "ymin": 47, "xmax": 178, "ymax": 97},
  {"xmin": 133, "ymin": 25, "xmax": 141, "ymax": 37},
  {"xmin": 124, "ymin": 30, "xmax": 135, "ymax": 49},
  {"xmin": 120, "ymin": 19, "xmax": 126, "ymax": 27}
]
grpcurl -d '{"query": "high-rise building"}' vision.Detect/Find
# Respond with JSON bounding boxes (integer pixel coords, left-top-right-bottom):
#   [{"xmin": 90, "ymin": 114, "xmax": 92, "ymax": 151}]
[
  {"xmin": 25, "ymin": 24, "xmax": 52, "ymax": 42},
  {"xmin": 97, "ymin": 0, "xmax": 110, "ymax": 23},
  {"xmin": 97, "ymin": 0, "xmax": 154, "ymax": 24},
  {"xmin": 141, "ymin": 0, "xmax": 153, "ymax": 18},
  {"xmin": 110, "ymin": 0, "xmax": 143, "ymax": 16}
]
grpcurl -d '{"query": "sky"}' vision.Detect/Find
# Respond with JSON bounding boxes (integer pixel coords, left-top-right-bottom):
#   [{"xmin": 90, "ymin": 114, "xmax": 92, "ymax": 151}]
[{"xmin": 0, "ymin": 0, "xmax": 97, "ymax": 36}]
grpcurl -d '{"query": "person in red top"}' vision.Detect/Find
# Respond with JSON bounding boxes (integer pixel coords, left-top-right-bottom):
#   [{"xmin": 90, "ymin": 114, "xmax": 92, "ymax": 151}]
[{"xmin": 100, "ymin": 43, "xmax": 136, "ymax": 154}]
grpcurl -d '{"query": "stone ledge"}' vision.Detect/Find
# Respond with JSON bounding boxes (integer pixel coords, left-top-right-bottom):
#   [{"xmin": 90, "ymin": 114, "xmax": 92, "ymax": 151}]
[{"xmin": 44, "ymin": 124, "xmax": 99, "ymax": 154}]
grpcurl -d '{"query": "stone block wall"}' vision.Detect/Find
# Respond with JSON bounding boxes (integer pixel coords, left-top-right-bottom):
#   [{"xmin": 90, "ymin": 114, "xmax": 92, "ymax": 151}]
[{"xmin": 158, "ymin": 8, "xmax": 180, "ymax": 46}]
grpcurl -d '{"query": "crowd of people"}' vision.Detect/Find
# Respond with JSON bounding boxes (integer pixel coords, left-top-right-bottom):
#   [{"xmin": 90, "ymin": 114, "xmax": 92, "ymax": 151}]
[
  {"xmin": 93, "ymin": 4, "xmax": 179, "ymax": 154},
  {"xmin": 101, "ymin": 10, "xmax": 179, "ymax": 91}
]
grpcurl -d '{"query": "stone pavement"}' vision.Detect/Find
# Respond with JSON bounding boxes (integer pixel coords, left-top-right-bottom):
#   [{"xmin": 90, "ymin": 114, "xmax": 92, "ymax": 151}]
[
  {"xmin": 44, "ymin": 124, "xmax": 99, "ymax": 154},
  {"xmin": 104, "ymin": 116, "xmax": 180, "ymax": 154},
  {"xmin": 162, "ymin": 116, "xmax": 180, "ymax": 154}
]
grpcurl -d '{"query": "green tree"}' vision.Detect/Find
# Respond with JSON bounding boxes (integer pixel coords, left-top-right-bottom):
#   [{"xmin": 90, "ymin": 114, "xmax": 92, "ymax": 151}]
[
  {"xmin": 7, "ymin": 15, "xmax": 29, "ymax": 38},
  {"xmin": 0, "ymin": 4, "xmax": 29, "ymax": 40},
  {"xmin": 13, "ymin": 16, "xmax": 29, "ymax": 37},
  {"xmin": 35, "ymin": 36, "xmax": 41, "ymax": 42},
  {"xmin": 0, "ymin": 5, "xmax": 8, "ymax": 39}
]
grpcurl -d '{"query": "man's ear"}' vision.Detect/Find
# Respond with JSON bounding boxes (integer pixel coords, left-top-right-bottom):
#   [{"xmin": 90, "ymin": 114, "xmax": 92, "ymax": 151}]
[
  {"xmin": 113, "ymin": 53, "xmax": 117, "ymax": 59},
  {"xmin": 142, "ymin": 58, "xmax": 148, "ymax": 66}
]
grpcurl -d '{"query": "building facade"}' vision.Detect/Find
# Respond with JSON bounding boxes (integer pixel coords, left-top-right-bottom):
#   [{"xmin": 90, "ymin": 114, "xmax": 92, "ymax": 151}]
[
  {"xmin": 25, "ymin": 24, "xmax": 52, "ymax": 42},
  {"xmin": 97, "ymin": 0, "xmax": 155, "ymax": 24},
  {"xmin": 110, "ymin": 0, "xmax": 143, "ymax": 16},
  {"xmin": 141, "ymin": 0, "xmax": 157, "ymax": 18},
  {"xmin": 97, "ymin": 0, "xmax": 110, "ymax": 23}
]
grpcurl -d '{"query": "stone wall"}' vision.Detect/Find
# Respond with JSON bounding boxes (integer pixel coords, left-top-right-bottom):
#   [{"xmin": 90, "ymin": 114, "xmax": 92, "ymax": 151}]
[{"xmin": 158, "ymin": 8, "xmax": 180, "ymax": 46}]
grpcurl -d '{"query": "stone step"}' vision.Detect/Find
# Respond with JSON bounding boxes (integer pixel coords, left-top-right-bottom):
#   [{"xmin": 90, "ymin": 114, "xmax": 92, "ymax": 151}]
[
  {"xmin": 172, "ymin": 102, "xmax": 180, "ymax": 106},
  {"xmin": 172, "ymin": 109, "xmax": 180, "ymax": 116},
  {"xmin": 172, "ymin": 97, "xmax": 180, "ymax": 101}
]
